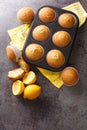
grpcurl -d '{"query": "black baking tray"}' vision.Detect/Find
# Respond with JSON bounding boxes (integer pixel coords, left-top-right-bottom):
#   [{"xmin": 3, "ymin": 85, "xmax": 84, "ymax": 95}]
[{"xmin": 22, "ymin": 5, "xmax": 79, "ymax": 71}]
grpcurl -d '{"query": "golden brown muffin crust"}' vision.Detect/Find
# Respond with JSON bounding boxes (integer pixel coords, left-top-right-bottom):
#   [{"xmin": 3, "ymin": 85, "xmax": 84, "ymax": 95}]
[
  {"xmin": 25, "ymin": 44, "xmax": 44, "ymax": 61},
  {"xmin": 17, "ymin": 7, "xmax": 34, "ymax": 23},
  {"xmin": 58, "ymin": 13, "xmax": 76, "ymax": 28},
  {"xmin": 52, "ymin": 31, "xmax": 71, "ymax": 47},
  {"xmin": 32, "ymin": 25, "xmax": 50, "ymax": 41},
  {"xmin": 6, "ymin": 46, "xmax": 16, "ymax": 62},
  {"xmin": 61, "ymin": 67, "xmax": 79, "ymax": 86},
  {"xmin": 39, "ymin": 7, "xmax": 56, "ymax": 23},
  {"xmin": 46, "ymin": 49, "xmax": 65, "ymax": 68}
]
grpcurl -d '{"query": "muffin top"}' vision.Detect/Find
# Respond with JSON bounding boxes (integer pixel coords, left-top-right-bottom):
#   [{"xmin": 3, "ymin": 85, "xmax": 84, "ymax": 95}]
[
  {"xmin": 61, "ymin": 67, "xmax": 79, "ymax": 86},
  {"xmin": 52, "ymin": 31, "xmax": 71, "ymax": 47},
  {"xmin": 38, "ymin": 7, "xmax": 56, "ymax": 23},
  {"xmin": 25, "ymin": 43, "xmax": 44, "ymax": 61},
  {"xmin": 58, "ymin": 13, "xmax": 76, "ymax": 28},
  {"xmin": 32, "ymin": 25, "xmax": 50, "ymax": 41},
  {"xmin": 17, "ymin": 7, "xmax": 34, "ymax": 23},
  {"xmin": 46, "ymin": 49, "xmax": 65, "ymax": 68}
]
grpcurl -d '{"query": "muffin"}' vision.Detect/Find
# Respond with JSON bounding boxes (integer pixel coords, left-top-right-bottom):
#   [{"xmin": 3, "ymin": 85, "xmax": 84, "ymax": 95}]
[
  {"xmin": 17, "ymin": 7, "xmax": 34, "ymax": 23},
  {"xmin": 6, "ymin": 45, "xmax": 21, "ymax": 62},
  {"xmin": 46, "ymin": 49, "xmax": 65, "ymax": 68},
  {"xmin": 61, "ymin": 67, "xmax": 79, "ymax": 86},
  {"xmin": 38, "ymin": 7, "xmax": 56, "ymax": 23},
  {"xmin": 25, "ymin": 43, "xmax": 44, "ymax": 61},
  {"xmin": 58, "ymin": 13, "xmax": 76, "ymax": 28},
  {"xmin": 32, "ymin": 25, "xmax": 50, "ymax": 41},
  {"xmin": 18, "ymin": 57, "xmax": 30, "ymax": 72},
  {"xmin": 52, "ymin": 31, "xmax": 71, "ymax": 47}
]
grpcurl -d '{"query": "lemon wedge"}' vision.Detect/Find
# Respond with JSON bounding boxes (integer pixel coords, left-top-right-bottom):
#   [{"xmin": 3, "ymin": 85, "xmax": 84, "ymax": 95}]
[
  {"xmin": 12, "ymin": 80, "xmax": 25, "ymax": 95},
  {"xmin": 22, "ymin": 71, "xmax": 37, "ymax": 85},
  {"xmin": 23, "ymin": 84, "xmax": 41, "ymax": 100}
]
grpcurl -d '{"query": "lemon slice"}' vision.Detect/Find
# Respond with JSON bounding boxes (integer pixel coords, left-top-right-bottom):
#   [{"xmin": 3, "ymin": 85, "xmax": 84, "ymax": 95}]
[
  {"xmin": 23, "ymin": 84, "xmax": 41, "ymax": 100},
  {"xmin": 22, "ymin": 71, "xmax": 37, "ymax": 85},
  {"xmin": 12, "ymin": 80, "xmax": 25, "ymax": 95}
]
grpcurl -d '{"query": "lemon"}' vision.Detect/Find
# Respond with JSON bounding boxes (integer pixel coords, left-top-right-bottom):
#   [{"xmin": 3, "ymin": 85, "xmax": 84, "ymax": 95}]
[
  {"xmin": 22, "ymin": 71, "xmax": 37, "ymax": 85},
  {"xmin": 12, "ymin": 80, "xmax": 25, "ymax": 95},
  {"xmin": 23, "ymin": 84, "xmax": 41, "ymax": 100}
]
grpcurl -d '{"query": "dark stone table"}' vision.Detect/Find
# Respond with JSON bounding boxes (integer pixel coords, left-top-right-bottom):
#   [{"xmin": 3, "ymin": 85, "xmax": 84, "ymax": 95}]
[{"xmin": 0, "ymin": 0, "xmax": 87, "ymax": 130}]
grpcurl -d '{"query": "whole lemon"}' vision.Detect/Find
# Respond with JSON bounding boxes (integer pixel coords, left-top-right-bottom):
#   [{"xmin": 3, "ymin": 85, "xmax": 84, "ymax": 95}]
[{"xmin": 23, "ymin": 84, "xmax": 41, "ymax": 100}]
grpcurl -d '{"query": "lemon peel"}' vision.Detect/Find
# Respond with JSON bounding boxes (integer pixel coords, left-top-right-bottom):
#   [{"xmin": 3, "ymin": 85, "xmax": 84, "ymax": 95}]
[{"xmin": 23, "ymin": 84, "xmax": 41, "ymax": 100}]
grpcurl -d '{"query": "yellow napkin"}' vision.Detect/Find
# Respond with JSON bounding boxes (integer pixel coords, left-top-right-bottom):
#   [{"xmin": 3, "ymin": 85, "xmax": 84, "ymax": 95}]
[
  {"xmin": 8, "ymin": 2, "xmax": 87, "ymax": 89},
  {"xmin": 37, "ymin": 67, "xmax": 63, "ymax": 87},
  {"xmin": 8, "ymin": 24, "xmax": 30, "ymax": 51}
]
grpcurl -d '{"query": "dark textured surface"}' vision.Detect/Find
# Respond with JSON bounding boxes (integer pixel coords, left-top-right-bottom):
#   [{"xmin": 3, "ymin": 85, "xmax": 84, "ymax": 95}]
[{"xmin": 0, "ymin": 0, "xmax": 87, "ymax": 130}]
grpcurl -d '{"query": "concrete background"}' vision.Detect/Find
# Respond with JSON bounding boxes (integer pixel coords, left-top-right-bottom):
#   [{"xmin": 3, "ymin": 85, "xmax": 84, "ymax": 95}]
[{"xmin": 0, "ymin": 0, "xmax": 87, "ymax": 130}]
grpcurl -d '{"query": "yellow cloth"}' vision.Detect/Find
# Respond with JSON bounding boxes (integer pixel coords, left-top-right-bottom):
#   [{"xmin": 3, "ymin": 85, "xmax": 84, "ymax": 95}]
[
  {"xmin": 37, "ymin": 67, "xmax": 63, "ymax": 88},
  {"xmin": 8, "ymin": 2, "xmax": 87, "ymax": 88},
  {"xmin": 8, "ymin": 24, "xmax": 30, "ymax": 50}
]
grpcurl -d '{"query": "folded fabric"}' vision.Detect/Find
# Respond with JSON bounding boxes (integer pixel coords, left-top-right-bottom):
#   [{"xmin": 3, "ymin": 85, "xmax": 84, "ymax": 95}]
[
  {"xmin": 37, "ymin": 67, "xmax": 63, "ymax": 88},
  {"xmin": 8, "ymin": 24, "xmax": 30, "ymax": 50}
]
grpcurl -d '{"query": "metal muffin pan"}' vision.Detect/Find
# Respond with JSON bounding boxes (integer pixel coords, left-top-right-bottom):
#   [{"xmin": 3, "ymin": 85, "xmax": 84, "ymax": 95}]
[{"xmin": 22, "ymin": 5, "xmax": 79, "ymax": 71}]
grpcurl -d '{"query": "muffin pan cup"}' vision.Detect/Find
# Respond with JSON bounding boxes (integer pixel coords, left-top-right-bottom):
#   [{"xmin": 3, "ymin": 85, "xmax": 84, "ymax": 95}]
[{"xmin": 22, "ymin": 5, "xmax": 79, "ymax": 72}]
